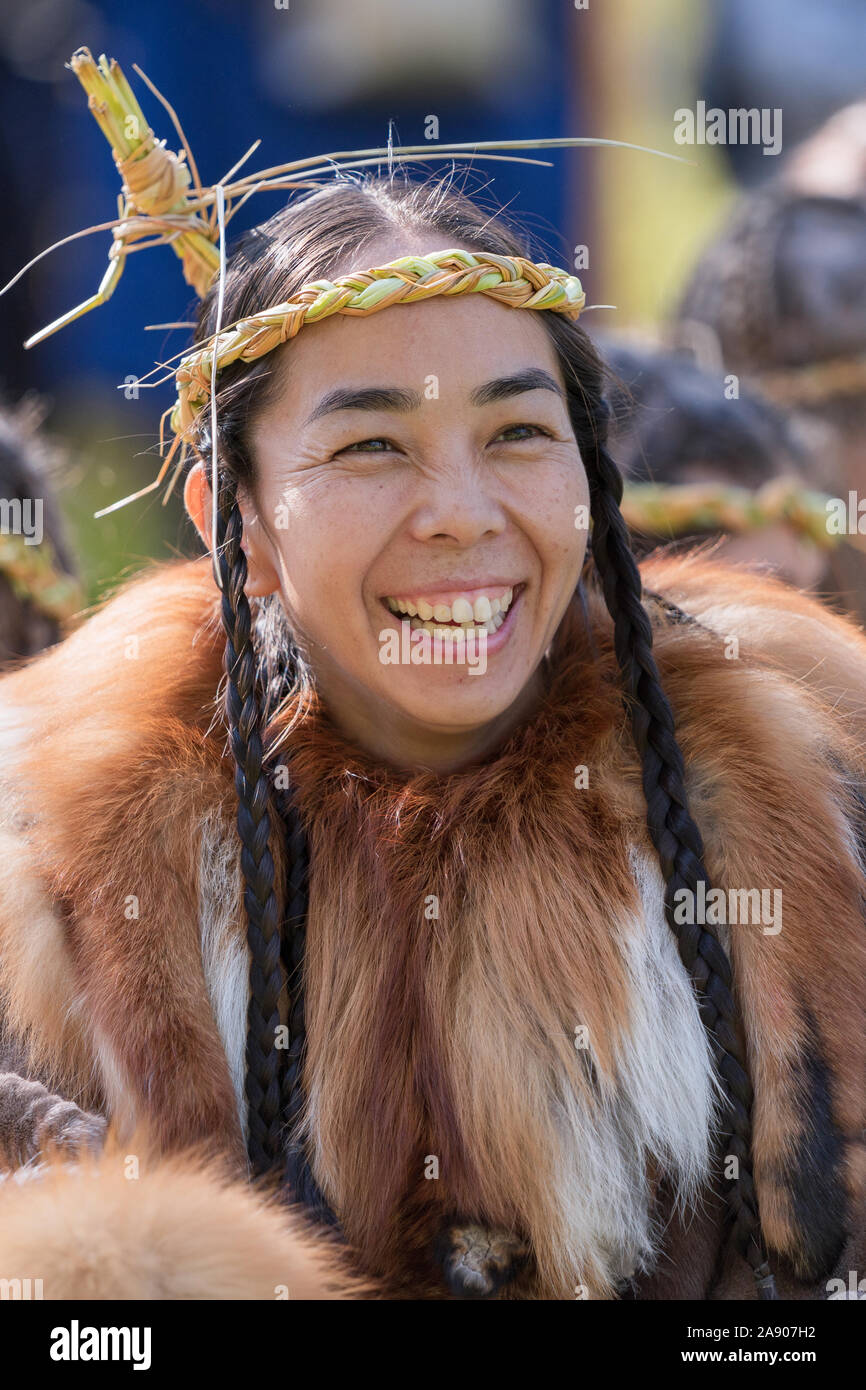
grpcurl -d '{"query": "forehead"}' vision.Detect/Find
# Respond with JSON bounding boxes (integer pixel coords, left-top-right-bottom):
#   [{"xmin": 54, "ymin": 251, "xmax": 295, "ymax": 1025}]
[{"xmin": 255, "ymin": 292, "xmax": 564, "ymax": 423}]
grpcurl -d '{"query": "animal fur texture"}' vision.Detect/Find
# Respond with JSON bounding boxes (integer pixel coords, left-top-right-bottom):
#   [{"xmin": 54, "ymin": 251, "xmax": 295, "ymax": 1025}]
[
  {"xmin": 0, "ymin": 551, "xmax": 864, "ymax": 1299},
  {"xmin": 0, "ymin": 1140, "xmax": 368, "ymax": 1300}
]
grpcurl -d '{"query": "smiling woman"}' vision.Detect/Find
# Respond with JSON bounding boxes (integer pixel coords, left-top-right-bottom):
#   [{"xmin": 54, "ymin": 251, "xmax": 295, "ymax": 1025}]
[{"xmin": 2, "ymin": 173, "xmax": 866, "ymax": 1302}]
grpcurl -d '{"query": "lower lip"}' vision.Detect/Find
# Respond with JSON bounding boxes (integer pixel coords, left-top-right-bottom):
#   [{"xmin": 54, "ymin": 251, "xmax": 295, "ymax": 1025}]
[{"xmin": 379, "ymin": 586, "xmax": 524, "ymax": 662}]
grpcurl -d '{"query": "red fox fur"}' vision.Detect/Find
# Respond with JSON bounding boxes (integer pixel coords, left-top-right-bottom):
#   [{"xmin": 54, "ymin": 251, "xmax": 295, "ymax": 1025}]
[
  {"xmin": 0, "ymin": 1139, "xmax": 368, "ymax": 1299},
  {"xmin": 0, "ymin": 551, "xmax": 865, "ymax": 1298}
]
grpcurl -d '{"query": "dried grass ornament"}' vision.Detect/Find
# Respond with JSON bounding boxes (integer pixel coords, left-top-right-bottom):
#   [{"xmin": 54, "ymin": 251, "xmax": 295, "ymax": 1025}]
[
  {"xmin": 1, "ymin": 45, "xmax": 688, "ymax": 557},
  {"xmin": 621, "ymin": 477, "xmax": 840, "ymax": 550}
]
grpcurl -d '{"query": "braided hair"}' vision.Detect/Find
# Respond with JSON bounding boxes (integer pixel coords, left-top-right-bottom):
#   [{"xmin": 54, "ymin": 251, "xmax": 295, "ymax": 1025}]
[
  {"xmin": 214, "ymin": 478, "xmax": 284, "ymax": 1176},
  {"xmin": 555, "ymin": 355, "xmax": 776, "ymax": 1298},
  {"xmin": 212, "ymin": 468, "xmax": 333, "ymax": 1215},
  {"xmin": 191, "ymin": 171, "xmax": 776, "ymax": 1295}
]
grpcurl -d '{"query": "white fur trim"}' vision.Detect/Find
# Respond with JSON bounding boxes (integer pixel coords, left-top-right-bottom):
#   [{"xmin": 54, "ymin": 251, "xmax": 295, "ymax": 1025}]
[
  {"xmin": 547, "ymin": 847, "xmax": 718, "ymax": 1288},
  {"xmin": 198, "ymin": 812, "xmax": 249, "ymax": 1141}
]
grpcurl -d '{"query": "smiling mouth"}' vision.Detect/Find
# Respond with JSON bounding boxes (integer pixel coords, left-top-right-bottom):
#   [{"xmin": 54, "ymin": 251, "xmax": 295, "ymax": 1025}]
[{"xmin": 381, "ymin": 584, "xmax": 524, "ymax": 639}]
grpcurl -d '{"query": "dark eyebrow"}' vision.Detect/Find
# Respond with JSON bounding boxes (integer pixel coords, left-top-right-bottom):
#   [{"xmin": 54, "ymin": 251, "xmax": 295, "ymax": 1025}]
[
  {"xmin": 304, "ymin": 385, "xmax": 422, "ymax": 425},
  {"xmin": 304, "ymin": 367, "xmax": 564, "ymax": 427},
  {"xmin": 469, "ymin": 368, "xmax": 565, "ymax": 407}
]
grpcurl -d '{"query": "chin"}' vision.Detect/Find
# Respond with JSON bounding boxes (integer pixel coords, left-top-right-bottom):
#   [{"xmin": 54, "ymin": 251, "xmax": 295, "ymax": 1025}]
[{"xmin": 391, "ymin": 678, "xmax": 528, "ymax": 733}]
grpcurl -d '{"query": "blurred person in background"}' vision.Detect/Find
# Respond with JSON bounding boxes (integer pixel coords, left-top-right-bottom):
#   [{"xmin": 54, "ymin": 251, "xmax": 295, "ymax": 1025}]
[
  {"xmin": 700, "ymin": 0, "xmax": 866, "ymax": 187},
  {"xmin": 596, "ymin": 338, "xmax": 842, "ymax": 599},
  {"xmin": 673, "ymin": 102, "xmax": 866, "ymax": 619}
]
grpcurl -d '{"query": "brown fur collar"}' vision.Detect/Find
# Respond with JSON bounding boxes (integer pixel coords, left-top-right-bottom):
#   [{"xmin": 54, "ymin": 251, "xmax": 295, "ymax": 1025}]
[{"xmin": 1, "ymin": 552, "xmax": 865, "ymax": 1298}]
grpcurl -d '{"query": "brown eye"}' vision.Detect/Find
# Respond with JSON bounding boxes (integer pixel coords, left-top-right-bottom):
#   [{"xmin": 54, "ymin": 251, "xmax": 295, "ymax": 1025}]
[
  {"xmin": 339, "ymin": 437, "xmax": 395, "ymax": 454},
  {"xmin": 494, "ymin": 424, "xmax": 551, "ymax": 443}
]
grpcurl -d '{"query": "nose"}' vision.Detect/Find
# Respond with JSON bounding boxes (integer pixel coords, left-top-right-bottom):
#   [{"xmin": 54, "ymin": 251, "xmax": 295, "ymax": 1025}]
[{"xmin": 407, "ymin": 454, "xmax": 508, "ymax": 548}]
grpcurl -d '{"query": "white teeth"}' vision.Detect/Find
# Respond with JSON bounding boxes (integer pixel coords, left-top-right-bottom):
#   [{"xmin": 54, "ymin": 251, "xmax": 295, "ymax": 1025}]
[
  {"xmin": 473, "ymin": 595, "xmax": 492, "ymax": 623},
  {"xmin": 386, "ymin": 586, "xmax": 519, "ymax": 624},
  {"xmin": 492, "ymin": 613, "xmax": 504, "ymax": 630}
]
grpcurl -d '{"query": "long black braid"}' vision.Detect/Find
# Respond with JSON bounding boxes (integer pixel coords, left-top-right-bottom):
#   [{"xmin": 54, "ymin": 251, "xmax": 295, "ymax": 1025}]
[
  {"xmin": 579, "ymin": 395, "xmax": 777, "ymax": 1300},
  {"xmin": 274, "ymin": 777, "xmax": 339, "ymax": 1225},
  {"xmin": 216, "ymin": 468, "xmax": 337, "ymax": 1218},
  {"xmin": 215, "ymin": 475, "xmax": 285, "ymax": 1177}
]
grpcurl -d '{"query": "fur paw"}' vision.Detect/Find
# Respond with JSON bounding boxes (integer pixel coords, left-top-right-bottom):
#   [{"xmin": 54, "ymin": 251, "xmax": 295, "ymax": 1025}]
[
  {"xmin": 436, "ymin": 1221, "xmax": 529, "ymax": 1299},
  {"xmin": 0, "ymin": 1072, "xmax": 106, "ymax": 1167}
]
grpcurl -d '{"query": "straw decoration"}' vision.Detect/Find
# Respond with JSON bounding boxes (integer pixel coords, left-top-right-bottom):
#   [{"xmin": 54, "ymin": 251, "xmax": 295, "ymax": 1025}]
[
  {"xmin": 172, "ymin": 249, "xmax": 586, "ymax": 438},
  {"xmin": 1, "ymin": 46, "xmax": 691, "ymax": 514},
  {"xmin": 621, "ymin": 477, "xmax": 843, "ymax": 550}
]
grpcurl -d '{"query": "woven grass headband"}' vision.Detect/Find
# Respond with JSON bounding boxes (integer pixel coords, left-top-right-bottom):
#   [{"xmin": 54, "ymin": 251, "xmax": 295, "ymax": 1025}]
[
  {"xmin": 2, "ymin": 47, "xmax": 690, "ymax": 515},
  {"xmin": 171, "ymin": 248, "xmax": 587, "ymax": 439}
]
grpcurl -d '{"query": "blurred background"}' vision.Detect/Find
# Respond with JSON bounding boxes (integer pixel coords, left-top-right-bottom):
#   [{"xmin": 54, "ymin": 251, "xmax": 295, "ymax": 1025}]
[{"xmin": 1, "ymin": 0, "xmax": 865, "ymax": 631}]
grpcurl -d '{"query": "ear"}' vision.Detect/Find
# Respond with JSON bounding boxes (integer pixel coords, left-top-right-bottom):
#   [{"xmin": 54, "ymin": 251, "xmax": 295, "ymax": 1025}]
[{"xmin": 183, "ymin": 462, "xmax": 281, "ymax": 598}]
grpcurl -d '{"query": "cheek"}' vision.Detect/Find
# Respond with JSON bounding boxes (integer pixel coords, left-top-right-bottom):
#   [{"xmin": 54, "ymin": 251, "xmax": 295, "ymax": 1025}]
[
  {"xmin": 259, "ymin": 471, "xmax": 392, "ymax": 629},
  {"xmin": 513, "ymin": 453, "xmax": 589, "ymax": 576}
]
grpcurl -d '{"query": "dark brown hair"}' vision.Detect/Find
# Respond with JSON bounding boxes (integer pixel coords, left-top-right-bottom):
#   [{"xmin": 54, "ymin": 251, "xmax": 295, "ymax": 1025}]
[{"xmin": 191, "ymin": 171, "xmax": 776, "ymax": 1297}]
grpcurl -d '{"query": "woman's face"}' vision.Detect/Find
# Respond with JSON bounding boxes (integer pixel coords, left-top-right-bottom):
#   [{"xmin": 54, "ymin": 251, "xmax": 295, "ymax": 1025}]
[{"xmin": 188, "ymin": 241, "xmax": 590, "ymax": 769}]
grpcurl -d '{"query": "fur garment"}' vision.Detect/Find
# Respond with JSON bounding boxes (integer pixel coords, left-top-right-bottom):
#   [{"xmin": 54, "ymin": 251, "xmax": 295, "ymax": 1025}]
[{"xmin": 0, "ymin": 551, "xmax": 864, "ymax": 1299}]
